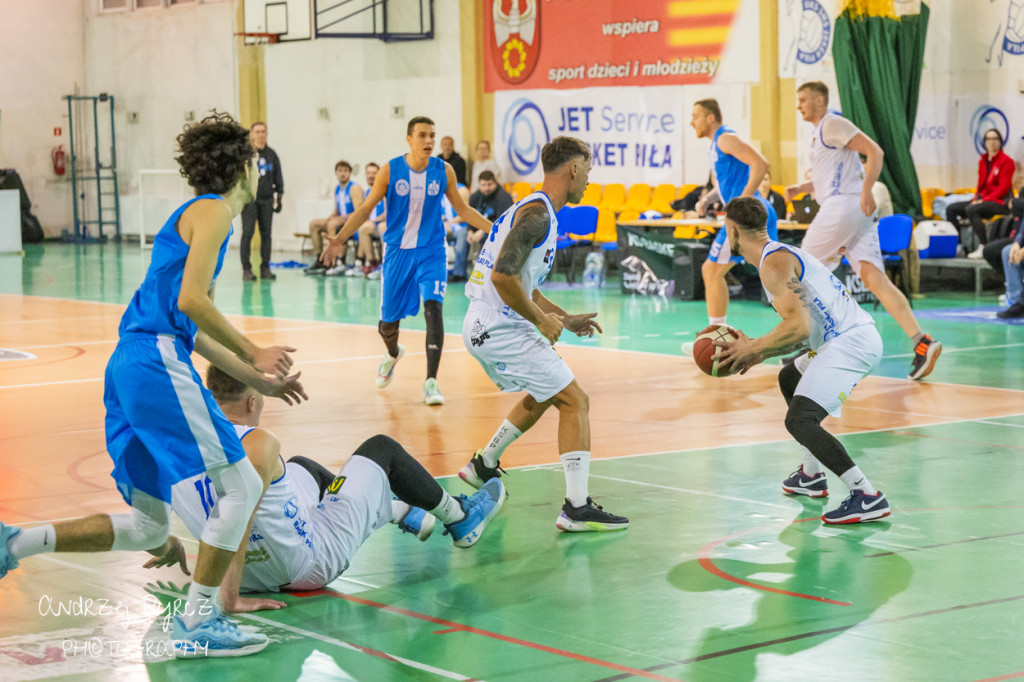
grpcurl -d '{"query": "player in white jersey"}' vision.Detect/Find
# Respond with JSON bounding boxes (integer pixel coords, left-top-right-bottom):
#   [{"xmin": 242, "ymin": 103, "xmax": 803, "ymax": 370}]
[
  {"xmin": 786, "ymin": 81, "xmax": 941, "ymax": 381},
  {"xmin": 457, "ymin": 136, "xmax": 629, "ymax": 532},
  {"xmin": 146, "ymin": 366, "xmax": 505, "ymax": 610},
  {"xmin": 715, "ymin": 198, "xmax": 891, "ymax": 524}
]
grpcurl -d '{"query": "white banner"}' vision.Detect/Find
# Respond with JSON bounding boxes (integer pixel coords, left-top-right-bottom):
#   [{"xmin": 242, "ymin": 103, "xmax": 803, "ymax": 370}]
[{"xmin": 494, "ymin": 86, "xmax": 685, "ymax": 185}]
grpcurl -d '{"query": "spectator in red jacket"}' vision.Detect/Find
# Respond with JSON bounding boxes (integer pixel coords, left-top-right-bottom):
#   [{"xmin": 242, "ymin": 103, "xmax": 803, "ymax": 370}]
[{"xmin": 948, "ymin": 129, "xmax": 1017, "ymax": 258}]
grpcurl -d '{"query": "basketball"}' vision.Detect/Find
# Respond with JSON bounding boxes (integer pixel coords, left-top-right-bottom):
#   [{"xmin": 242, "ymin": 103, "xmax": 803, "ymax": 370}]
[{"xmin": 693, "ymin": 325, "xmax": 742, "ymax": 377}]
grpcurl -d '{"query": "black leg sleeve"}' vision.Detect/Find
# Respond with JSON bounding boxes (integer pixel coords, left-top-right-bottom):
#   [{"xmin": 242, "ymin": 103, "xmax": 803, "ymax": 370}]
[
  {"xmin": 286, "ymin": 456, "xmax": 336, "ymax": 500},
  {"xmin": 423, "ymin": 299, "xmax": 444, "ymax": 380},
  {"xmin": 378, "ymin": 320, "xmax": 400, "ymax": 358},
  {"xmin": 784, "ymin": 396, "xmax": 856, "ymax": 476},
  {"xmin": 352, "ymin": 435, "xmax": 445, "ymax": 510},
  {"xmin": 778, "ymin": 362, "xmax": 802, "ymax": 406}
]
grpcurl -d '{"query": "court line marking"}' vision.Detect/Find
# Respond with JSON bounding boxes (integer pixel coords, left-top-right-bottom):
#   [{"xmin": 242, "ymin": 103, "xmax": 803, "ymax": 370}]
[
  {"xmin": 582, "ymin": 472, "xmax": 795, "ymax": 510},
  {"xmin": 882, "ymin": 341, "xmax": 1024, "ymax": 359},
  {"xmin": 13, "ymin": 325, "xmax": 336, "ymax": 350},
  {"xmin": 292, "ymin": 590, "xmax": 684, "ymax": 682},
  {"xmin": 26, "ymin": 557, "xmax": 481, "ymax": 681},
  {"xmin": 863, "ymin": 529, "xmax": 1024, "ymax": 558},
  {"xmin": 972, "ymin": 672, "xmax": 1024, "ymax": 682}
]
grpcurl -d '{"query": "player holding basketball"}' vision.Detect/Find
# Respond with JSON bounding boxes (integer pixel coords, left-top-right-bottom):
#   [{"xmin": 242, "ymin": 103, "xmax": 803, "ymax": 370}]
[
  {"xmin": 787, "ymin": 81, "xmax": 941, "ymax": 380},
  {"xmin": 690, "ymin": 98, "xmax": 779, "ymax": 330},
  {"xmin": 146, "ymin": 366, "xmax": 505, "ymax": 610},
  {"xmin": 715, "ymin": 197, "xmax": 891, "ymax": 524},
  {"xmin": 458, "ymin": 136, "xmax": 629, "ymax": 532},
  {"xmin": 0, "ymin": 113, "xmax": 308, "ymax": 656},
  {"xmin": 320, "ymin": 116, "xmax": 492, "ymax": 406}
]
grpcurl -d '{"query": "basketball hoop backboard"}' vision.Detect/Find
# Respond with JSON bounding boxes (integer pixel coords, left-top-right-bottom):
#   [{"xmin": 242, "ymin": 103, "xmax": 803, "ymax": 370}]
[{"xmin": 243, "ymin": 0, "xmax": 311, "ymax": 42}]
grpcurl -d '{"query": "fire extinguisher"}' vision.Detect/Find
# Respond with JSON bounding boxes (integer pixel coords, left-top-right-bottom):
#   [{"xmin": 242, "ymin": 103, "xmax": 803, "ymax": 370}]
[{"xmin": 51, "ymin": 145, "xmax": 66, "ymax": 177}]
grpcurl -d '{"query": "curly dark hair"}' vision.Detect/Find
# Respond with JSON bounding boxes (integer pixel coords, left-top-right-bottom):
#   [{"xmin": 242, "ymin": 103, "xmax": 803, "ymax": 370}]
[{"xmin": 175, "ymin": 111, "xmax": 254, "ymax": 196}]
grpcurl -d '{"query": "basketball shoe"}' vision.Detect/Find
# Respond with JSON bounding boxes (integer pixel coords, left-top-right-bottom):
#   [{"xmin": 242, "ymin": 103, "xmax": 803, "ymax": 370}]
[
  {"xmin": 443, "ymin": 479, "xmax": 506, "ymax": 548},
  {"xmin": 376, "ymin": 344, "xmax": 404, "ymax": 388},
  {"xmin": 458, "ymin": 450, "xmax": 505, "ymax": 490},
  {"xmin": 397, "ymin": 506, "xmax": 435, "ymax": 541},
  {"xmin": 172, "ymin": 607, "xmax": 268, "ymax": 658},
  {"xmin": 556, "ymin": 497, "xmax": 629, "ymax": 532},
  {"xmin": 908, "ymin": 335, "xmax": 941, "ymax": 380},
  {"xmin": 782, "ymin": 466, "xmax": 828, "ymax": 497},
  {"xmin": 821, "ymin": 490, "xmax": 891, "ymax": 524},
  {"xmin": 0, "ymin": 522, "xmax": 21, "ymax": 578},
  {"xmin": 423, "ymin": 378, "xmax": 445, "ymax": 406}
]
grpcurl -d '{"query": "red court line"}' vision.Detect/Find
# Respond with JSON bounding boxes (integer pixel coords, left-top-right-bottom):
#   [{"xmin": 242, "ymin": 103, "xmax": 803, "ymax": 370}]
[
  {"xmin": 697, "ymin": 518, "xmax": 854, "ymax": 607},
  {"xmin": 972, "ymin": 673, "xmax": 1024, "ymax": 682},
  {"xmin": 290, "ymin": 590, "xmax": 685, "ymax": 682}
]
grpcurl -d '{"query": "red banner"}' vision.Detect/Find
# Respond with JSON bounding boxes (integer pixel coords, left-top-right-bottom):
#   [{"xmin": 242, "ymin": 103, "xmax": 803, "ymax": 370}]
[{"xmin": 483, "ymin": 0, "xmax": 742, "ymax": 92}]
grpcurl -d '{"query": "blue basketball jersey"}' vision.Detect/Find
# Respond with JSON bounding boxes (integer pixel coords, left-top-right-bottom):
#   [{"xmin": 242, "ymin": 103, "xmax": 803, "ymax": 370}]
[
  {"xmin": 334, "ymin": 181, "xmax": 361, "ymax": 216},
  {"xmin": 118, "ymin": 194, "xmax": 232, "ymax": 353},
  {"xmin": 710, "ymin": 125, "xmax": 751, "ymax": 203},
  {"xmin": 384, "ymin": 155, "xmax": 448, "ymax": 249}
]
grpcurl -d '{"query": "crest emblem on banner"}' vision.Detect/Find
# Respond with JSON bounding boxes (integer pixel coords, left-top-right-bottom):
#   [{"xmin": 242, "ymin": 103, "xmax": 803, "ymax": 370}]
[{"xmin": 492, "ymin": 0, "xmax": 540, "ymax": 85}]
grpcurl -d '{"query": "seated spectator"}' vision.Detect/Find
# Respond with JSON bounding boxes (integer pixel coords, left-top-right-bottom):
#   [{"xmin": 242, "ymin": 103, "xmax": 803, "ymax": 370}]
[
  {"xmin": 946, "ymin": 129, "xmax": 1016, "ymax": 258},
  {"xmin": 672, "ymin": 175, "xmax": 722, "ymax": 218},
  {"xmin": 997, "ymin": 222, "xmax": 1024, "ymax": 319},
  {"xmin": 758, "ymin": 171, "xmax": 787, "ymax": 219},
  {"xmin": 347, "ymin": 162, "xmax": 387, "ymax": 278},
  {"xmin": 443, "ymin": 184, "xmax": 471, "ymax": 282},
  {"xmin": 981, "ymin": 190, "xmax": 1023, "ymax": 292},
  {"xmin": 438, "ymin": 136, "xmax": 468, "ymax": 186},
  {"xmin": 470, "ymin": 140, "xmax": 503, "ymax": 192},
  {"xmin": 305, "ymin": 160, "xmax": 363, "ymax": 274}
]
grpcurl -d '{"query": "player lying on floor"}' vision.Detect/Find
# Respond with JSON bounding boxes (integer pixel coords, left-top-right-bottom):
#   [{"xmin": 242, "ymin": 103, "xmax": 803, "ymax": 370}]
[{"xmin": 143, "ymin": 366, "xmax": 505, "ymax": 612}]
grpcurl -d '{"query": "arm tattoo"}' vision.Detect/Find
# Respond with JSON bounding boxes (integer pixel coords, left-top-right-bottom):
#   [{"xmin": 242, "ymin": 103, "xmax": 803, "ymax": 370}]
[{"xmin": 494, "ymin": 202, "xmax": 550, "ymax": 276}]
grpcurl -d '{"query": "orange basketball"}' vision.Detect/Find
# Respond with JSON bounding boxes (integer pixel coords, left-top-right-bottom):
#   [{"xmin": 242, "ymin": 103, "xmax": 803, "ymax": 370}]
[{"xmin": 692, "ymin": 325, "xmax": 742, "ymax": 377}]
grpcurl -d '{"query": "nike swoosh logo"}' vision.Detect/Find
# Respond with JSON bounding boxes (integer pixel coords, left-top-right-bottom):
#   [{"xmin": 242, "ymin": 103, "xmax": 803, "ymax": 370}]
[
  {"xmin": 564, "ymin": 457, "xmax": 581, "ymax": 461},
  {"xmin": 861, "ymin": 495, "xmax": 886, "ymax": 510},
  {"xmin": 43, "ymin": 531, "xmax": 49, "ymax": 547}
]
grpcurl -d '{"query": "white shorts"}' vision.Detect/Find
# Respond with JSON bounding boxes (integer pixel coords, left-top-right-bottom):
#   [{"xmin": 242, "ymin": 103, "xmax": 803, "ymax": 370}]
[
  {"xmin": 463, "ymin": 303, "xmax": 576, "ymax": 403},
  {"xmin": 793, "ymin": 324, "xmax": 882, "ymax": 417},
  {"xmin": 800, "ymin": 195, "xmax": 884, "ymax": 278},
  {"xmin": 288, "ymin": 456, "xmax": 391, "ymax": 590}
]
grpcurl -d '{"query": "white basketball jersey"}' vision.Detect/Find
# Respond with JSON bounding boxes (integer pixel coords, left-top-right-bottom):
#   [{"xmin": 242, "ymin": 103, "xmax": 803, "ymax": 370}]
[
  {"xmin": 810, "ymin": 113, "xmax": 866, "ymax": 201},
  {"xmin": 759, "ymin": 241, "xmax": 874, "ymax": 350},
  {"xmin": 170, "ymin": 425, "xmax": 322, "ymax": 593},
  {"xmin": 467, "ymin": 192, "xmax": 558, "ymax": 321}
]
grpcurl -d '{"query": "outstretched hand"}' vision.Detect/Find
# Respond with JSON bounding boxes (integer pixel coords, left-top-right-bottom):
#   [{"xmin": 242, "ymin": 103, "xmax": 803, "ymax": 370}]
[
  {"xmin": 143, "ymin": 536, "xmax": 190, "ymax": 576},
  {"xmin": 713, "ymin": 330, "xmax": 765, "ymax": 375},
  {"xmin": 222, "ymin": 596, "xmax": 287, "ymax": 613},
  {"xmin": 562, "ymin": 312, "xmax": 603, "ymax": 338},
  {"xmin": 252, "ymin": 345, "xmax": 295, "ymax": 379},
  {"xmin": 263, "ymin": 371, "xmax": 309, "ymax": 406}
]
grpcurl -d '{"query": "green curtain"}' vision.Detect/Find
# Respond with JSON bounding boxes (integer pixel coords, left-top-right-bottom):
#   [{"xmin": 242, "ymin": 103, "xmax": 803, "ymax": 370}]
[{"xmin": 833, "ymin": 3, "xmax": 930, "ymax": 216}]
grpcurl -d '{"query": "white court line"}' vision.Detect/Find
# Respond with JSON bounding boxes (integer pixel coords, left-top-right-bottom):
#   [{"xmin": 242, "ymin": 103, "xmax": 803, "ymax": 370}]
[
  {"xmin": 0, "ymin": 377, "xmax": 103, "ymax": 391},
  {"xmin": 0, "ymin": 315, "xmax": 116, "ymax": 326},
  {"xmin": 580, "ymin": 471, "xmax": 795, "ymax": 510},
  {"xmin": 15, "ymin": 325, "xmax": 335, "ymax": 350},
  {"xmin": 882, "ymin": 341, "xmax": 1024, "ymax": 359},
  {"xmin": 26, "ymin": 559, "xmax": 481, "ymax": 681}
]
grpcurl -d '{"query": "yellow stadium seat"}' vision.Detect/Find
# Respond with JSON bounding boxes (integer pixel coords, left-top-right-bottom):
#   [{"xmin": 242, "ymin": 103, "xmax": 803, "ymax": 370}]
[
  {"xmin": 534, "ymin": 182, "xmax": 544, "ymax": 191},
  {"xmin": 578, "ymin": 183, "xmax": 602, "ymax": 206},
  {"xmin": 599, "ymin": 183, "xmax": 627, "ymax": 212},
  {"xmin": 647, "ymin": 184, "xmax": 677, "ymax": 214},
  {"xmin": 771, "ymin": 184, "xmax": 786, "ymax": 198},
  {"xmin": 953, "ymin": 187, "xmax": 976, "ymax": 195},
  {"xmin": 678, "ymin": 183, "xmax": 699, "ymax": 198},
  {"xmin": 617, "ymin": 210, "xmax": 640, "ymax": 224},
  {"xmin": 920, "ymin": 187, "xmax": 944, "ymax": 218},
  {"xmin": 512, "ymin": 182, "xmax": 533, "ymax": 201},
  {"xmin": 595, "ymin": 208, "xmax": 619, "ymax": 244},
  {"xmin": 623, "ymin": 184, "xmax": 652, "ymax": 212}
]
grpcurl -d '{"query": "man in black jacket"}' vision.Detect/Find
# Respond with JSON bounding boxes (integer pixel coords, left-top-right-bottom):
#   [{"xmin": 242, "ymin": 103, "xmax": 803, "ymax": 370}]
[
  {"xmin": 437, "ymin": 136, "xmax": 467, "ymax": 186},
  {"xmin": 241, "ymin": 122, "xmax": 284, "ymax": 281}
]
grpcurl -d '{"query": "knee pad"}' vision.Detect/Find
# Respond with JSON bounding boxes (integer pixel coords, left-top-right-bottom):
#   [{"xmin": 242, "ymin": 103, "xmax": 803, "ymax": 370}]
[
  {"xmin": 110, "ymin": 492, "xmax": 171, "ymax": 551},
  {"xmin": 200, "ymin": 458, "xmax": 264, "ymax": 552},
  {"xmin": 778, "ymin": 362, "xmax": 802, "ymax": 404},
  {"xmin": 784, "ymin": 396, "xmax": 828, "ymax": 440}
]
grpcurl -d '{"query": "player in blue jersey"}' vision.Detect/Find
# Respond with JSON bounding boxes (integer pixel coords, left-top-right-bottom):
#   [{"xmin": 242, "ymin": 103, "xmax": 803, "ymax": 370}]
[
  {"xmin": 305, "ymin": 160, "xmax": 364, "ymax": 275},
  {"xmin": 321, "ymin": 116, "xmax": 492, "ymax": 406},
  {"xmin": 690, "ymin": 98, "xmax": 779, "ymax": 331},
  {"xmin": 0, "ymin": 113, "xmax": 307, "ymax": 658}
]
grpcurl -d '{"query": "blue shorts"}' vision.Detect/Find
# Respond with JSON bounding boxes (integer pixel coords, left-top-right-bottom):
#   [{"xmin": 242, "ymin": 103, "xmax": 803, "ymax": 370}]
[
  {"xmin": 105, "ymin": 334, "xmax": 247, "ymax": 505},
  {"xmin": 380, "ymin": 245, "xmax": 447, "ymax": 323},
  {"xmin": 709, "ymin": 196, "xmax": 780, "ymax": 264}
]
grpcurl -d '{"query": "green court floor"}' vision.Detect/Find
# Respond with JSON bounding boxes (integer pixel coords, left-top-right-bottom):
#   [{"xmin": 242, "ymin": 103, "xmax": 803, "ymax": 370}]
[{"xmin": 1, "ymin": 243, "xmax": 1022, "ymax": 681}]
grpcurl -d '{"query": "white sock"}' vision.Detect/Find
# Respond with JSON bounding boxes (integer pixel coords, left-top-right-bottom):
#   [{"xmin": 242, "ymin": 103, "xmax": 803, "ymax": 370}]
[
  {"xmin": 801, "ymin": 449, "xmax": 824, "ymax": 477},
  {"xmin": 839, "ymin": 466, "xmax": 878, "ymax": 496},
  {"xmin": 390, "ymin": 499, "xmax": 411, "ymax": 524},
  {"xmin": 709, "ymin": 316, "xmax": 727, "ymax": 326},
  {"xmin": 560, "ymin": 451, "xmax": 591, "ymax": 507},
  {"xmin": 480, "ymin": 420, "xmax": 523, "ymax": 468},
  {"xmin": 183, "ymin": 582, "xmax": 220, "ymax": 629},
  {"xmin": 7, "ymin": 525, "xmax": 56, "ymax": 560},
  {"xmin": 429, "ymin": 492, "xmax": 466, "ymax": 525}
]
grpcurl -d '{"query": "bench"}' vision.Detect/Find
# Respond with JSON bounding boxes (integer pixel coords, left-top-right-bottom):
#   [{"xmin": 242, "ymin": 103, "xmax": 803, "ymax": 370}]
[
  {"xmin": 294, "ymin": 232, "xmax": 312, "ymax": 254},
  {"xmin": 918, "ymin": 257, "xmax": 993, "ymax": 296}
]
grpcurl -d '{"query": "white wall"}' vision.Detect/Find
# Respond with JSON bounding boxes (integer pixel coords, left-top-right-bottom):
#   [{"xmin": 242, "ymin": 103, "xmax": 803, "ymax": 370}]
[
  {"xmin": 263, "ymin": 0, "xmax": 464, "ymax": 249},
  {"xmin": 0, "ymin": 0, "xmax": 85, "ymax": 236}
]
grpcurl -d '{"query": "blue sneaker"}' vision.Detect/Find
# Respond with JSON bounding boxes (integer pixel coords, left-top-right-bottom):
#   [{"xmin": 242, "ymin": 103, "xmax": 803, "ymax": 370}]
[
  {"xmin": 782, "ymin": 466, "xmax": 829, "ymax": 498},
  {"xmin": 397, "ymin": 506, "xmax": 435, "ymax": 541},
  {"xmin": 443, "ymin": 479, "xmax": 506, "ymax": 548},
  {"xmin": 172, "ymin": 608, "xmax": 268, "ymax": 658},
  {"xmin": 0, "ymin": 522, "xmax": 21, "ymax": 579},
  {"xmin": 822, "ymin": 490, "xmax": 891, "ymax": 525}
]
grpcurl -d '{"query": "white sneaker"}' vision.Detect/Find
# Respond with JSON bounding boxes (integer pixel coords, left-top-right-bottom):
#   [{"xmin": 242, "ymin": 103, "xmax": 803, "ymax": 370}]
[
  {"xmin": 423, "ymin": 378, "xmax": 445, "ymax": 406},
  {"xmin": 367, "ymin": 266, "xmax": 382, "ymax": 280},
  {"xmin": 680, "ymin": 341, "xmax": 694, "ymax": 356},
  {"xmin": 967, "ymin": 245, "xmax": 985, "ymax": 259},
  {"xmin": 999, "ymin": 293, "xmax": 1007, "ymax": 305},
  {"xmin": 345, "ymin": 260, "xmax": 364, "ymax": 277},
  {"xmin": 376, "ymin": 344, "xmax": 404, "ymax": 388},
  {"xmin": 325, "ymin": 262, "xmax": 347, "ymax": 276}
]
